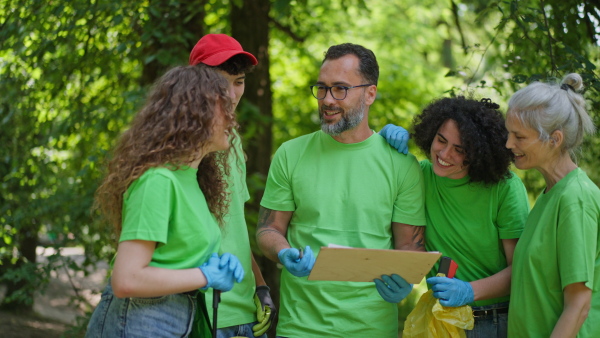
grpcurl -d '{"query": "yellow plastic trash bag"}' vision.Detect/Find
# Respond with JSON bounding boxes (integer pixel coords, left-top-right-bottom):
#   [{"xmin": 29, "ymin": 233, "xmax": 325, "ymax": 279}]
[{"xmin": 403, "ymin": 289, "xmax": 474, "ymax": 338}]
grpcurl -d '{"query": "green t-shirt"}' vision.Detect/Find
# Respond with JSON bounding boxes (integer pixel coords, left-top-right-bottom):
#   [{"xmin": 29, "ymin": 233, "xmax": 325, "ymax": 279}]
[
  {"xmin": 508, "ymin": 168, "xmax": 600, "ymax": 337},
  {"xmin": 421, "ymin": 160, "xmax": 529, "ymax": 306},
  {"xmin": 206, "ymin": 134, "xmax": 257, "ymax": 328},
  {"xmin": 261, "ymin": 131, "xmax": 426, "ymax": 338},
  {"xmin": 119, "ymin": 166, "xmax": 221, "ymax": 269}
]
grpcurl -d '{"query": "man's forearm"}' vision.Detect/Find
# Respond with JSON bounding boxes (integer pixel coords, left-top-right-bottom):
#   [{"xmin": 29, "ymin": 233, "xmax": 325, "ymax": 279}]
[
  {"xmin": 256, "ymin": 226, "xmax": 289, "ymax": 262},
  {"xmin": 256, "ymin": 207, "xmax": 292, "ymax": 262}
]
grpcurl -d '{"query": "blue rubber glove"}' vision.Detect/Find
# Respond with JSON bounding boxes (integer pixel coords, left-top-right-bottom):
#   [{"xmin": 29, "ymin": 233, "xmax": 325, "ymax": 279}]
[
  {"xmin": 427, "ymin": 276, "xmax": 474, "ymax": 307},
  {"xmin": 379, "ymin": 124, "xmax": 409, "ymax": 155},
  {"xmin": 374, "ymin": 274, "xmax": 413, "ymax": 303},
  {"xmin": 218, "ymin": 252, "xmax": 245, "ymax": 283},
  {"xmin": 277, "ymin": 246, "xmax": 315, "ymax": 277},
  {"xmin": 199, "ymin": 253, "xmax": 244, "ymax": 291}
]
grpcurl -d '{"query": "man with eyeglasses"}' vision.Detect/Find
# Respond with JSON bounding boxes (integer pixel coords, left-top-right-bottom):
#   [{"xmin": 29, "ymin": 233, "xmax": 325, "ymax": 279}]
[{"xmin": 256, "ymin": 43, "xmax": 426, "ymax": 337}]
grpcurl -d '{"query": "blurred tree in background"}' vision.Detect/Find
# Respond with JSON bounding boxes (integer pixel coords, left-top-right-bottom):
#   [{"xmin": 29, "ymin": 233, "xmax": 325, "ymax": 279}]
[
  {"xmin": 0, "ymin": 1, "xmax": 146, "ymax": 314},
  {"xmin": 453, "ymin": 0, "xmax": 600, "ymax": 199},
  {"xmin": 1, "ymin": 0, "xmax": 598, "ymax": 334}
]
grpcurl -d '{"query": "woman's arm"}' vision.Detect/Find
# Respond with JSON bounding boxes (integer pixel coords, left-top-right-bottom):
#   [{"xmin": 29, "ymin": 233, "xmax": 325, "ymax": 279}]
[
  {"xmin": 550, "ymin": 282, "xmax": 592, "ymax": 338},
  {"xmin": 251, "ymin": 252, "xmax": 266, "ymax": 286},
  {"xmin": 470, "ymin": 238, "xmax": 517, "ymax": 301},
  {"xmin": 111, "ymin": 240, "xmax": 208, "ymax": 298}
]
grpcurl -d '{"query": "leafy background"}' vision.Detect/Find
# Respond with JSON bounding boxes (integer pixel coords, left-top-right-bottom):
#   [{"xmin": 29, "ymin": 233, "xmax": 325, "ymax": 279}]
[{"xmin": 1, "ymin": 0, "xmax": 599, "ymax": 336}]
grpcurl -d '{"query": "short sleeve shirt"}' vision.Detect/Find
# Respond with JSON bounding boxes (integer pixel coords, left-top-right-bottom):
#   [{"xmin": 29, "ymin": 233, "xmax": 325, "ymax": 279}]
[
  {"xmin": 261, "ymin": 131, "xmax": 426, "ymax": 337},
  {"xmin": 420, "ymin": 160, "xmax": 529, "ymax": 306},
  {"xmin": 120, "ymin": 166, "xmax": 221, "ymax": 269},
  {"xmin": 508, "ymin": 168, "xmax": 600, "ymax": 337}
]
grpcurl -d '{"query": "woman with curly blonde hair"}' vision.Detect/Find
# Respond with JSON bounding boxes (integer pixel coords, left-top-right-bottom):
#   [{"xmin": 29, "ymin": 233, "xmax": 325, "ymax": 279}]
[{"xmin": 86, "ymin": 65, "xmax": 244, "ymax": 338}]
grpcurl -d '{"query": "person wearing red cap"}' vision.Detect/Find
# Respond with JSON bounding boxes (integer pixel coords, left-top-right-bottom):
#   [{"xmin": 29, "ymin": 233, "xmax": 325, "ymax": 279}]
[{"xmin": 189, "ymin": 34, "xmax": 275, "ymax": 338}]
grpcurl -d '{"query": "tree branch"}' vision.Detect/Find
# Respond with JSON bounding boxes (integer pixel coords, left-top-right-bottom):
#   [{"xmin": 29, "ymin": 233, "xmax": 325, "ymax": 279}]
[
  {"xmin": 450, "ymin": 0, "xmax": 468, "ymax": 54},
  {"xmin": 62, "ymin": 258, "xmax": 82, "ymax": 300},
  {"xmin": 540, "ymin": 0, "xmax": 556, "ymax": 75},
  {"xmin": 467, "ymin": 28, "xmax": 500, "ymax": 87},
  {"xmin": 583, "ymin": 3, "xmax": 599, "ymax": 45},
  {"xmin": 0, "ymin": 10, "xmax": 14, "ymax": 40},
  {"xmin": 269, "ymin": 17, "xmax": 306, "ymax": 43},
  {"xmin": 511, "ymin": 9, "xmax": 545, "ymax": 57}
]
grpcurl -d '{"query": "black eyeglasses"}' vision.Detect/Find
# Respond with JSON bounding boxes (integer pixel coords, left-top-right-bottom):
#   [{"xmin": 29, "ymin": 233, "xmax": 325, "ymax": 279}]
[{"xmin": 310, "ymin": 84, "xmax": 373, "ymax": 100}]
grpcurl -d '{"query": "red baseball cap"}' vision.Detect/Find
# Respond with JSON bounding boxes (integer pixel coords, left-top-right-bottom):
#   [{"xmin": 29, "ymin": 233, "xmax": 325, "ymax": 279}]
[{"xmin": 189, "ymin": 34, "xmax": 258, "ymax": 66}]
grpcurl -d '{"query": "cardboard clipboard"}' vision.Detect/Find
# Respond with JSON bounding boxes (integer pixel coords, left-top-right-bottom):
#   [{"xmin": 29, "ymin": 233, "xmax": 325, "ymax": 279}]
[{"xmin": 307, "ymin": 247, "xmax": 441, "ymax": 284}]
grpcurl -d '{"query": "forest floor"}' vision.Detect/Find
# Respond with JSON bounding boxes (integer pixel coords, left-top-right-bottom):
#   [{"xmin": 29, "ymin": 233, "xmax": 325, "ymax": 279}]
[{"xmin": 0, "ymin": 247, "xmax": 107, "ymax": 338}]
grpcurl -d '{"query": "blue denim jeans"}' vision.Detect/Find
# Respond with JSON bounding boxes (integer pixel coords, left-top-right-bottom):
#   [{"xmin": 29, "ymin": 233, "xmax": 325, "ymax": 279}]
[
  {"xmin": 217, "ymin": 322, "xmax": 267, "ymax": 338},
  {"xmin": 465, "ymin": 301, "xmax": 508, "ymax": 338},
  {"xmin": 85, "ymin": 281, "xmax": 196, "ymax": 338}
]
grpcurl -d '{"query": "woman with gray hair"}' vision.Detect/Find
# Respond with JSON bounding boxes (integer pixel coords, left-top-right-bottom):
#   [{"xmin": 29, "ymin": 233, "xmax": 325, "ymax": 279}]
[{"xmin": 506, "ymin": 73, "xmax": 600, "ymax": 337}]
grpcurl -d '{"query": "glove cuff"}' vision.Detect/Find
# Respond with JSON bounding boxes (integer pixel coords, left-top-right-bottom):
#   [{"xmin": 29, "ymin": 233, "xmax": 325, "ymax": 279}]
[
  {"xmin": 256, "ymin": 285, "xmax": 270, "ymax": 293},
  {"xmin": 277, "ymin": 248, "xmax": 288, "ymax": 263},
  {"xmin": 465, "ymin": 281, "xmax": 475, "ymax": 302},
  {"xmin": 199, "ymin": 266, "xmax": 210, "ymax": 291}
]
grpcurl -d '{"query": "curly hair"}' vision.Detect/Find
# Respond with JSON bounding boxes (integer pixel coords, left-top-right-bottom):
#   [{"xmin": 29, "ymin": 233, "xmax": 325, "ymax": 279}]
[
  {"xmin": 412, "ymin": 96, "xmax": 513, "ymax": 185},
  {"xmin": 94, "ymin": 65, "xmax": 236, "ymax": 236}
]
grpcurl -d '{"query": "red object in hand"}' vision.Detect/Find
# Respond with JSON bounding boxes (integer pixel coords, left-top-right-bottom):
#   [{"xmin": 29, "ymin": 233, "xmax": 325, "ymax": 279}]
[{"xmin": 438, "ymin": 256, "xmax": 459, "ymax": 278}]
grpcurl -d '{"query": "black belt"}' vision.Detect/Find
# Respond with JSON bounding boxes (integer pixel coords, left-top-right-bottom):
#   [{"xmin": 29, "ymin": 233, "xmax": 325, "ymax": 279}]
[{"xmin": 472, "ymin": 307, "xmax": 508, "ymax": 317}]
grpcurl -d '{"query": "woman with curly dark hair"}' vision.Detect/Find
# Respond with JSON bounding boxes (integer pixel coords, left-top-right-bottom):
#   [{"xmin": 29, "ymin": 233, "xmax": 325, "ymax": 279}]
[
  {"xmin": 86, "ymin": 65, "xmax": 244, "ymax": 338},
  {"xmin": 381, "ymin": 96, "xmax": 529, "ymax": 337}
]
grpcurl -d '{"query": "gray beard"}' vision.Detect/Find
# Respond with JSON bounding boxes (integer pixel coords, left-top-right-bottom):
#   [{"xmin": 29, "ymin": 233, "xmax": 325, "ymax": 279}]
[{"xmin": 320, "ymin": 98, "xmax": 366, "ymax": 136}]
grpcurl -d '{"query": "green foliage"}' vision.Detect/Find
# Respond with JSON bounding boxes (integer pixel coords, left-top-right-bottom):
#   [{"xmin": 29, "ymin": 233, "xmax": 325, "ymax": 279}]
[
  {"xmin": 269, "ymin": 0, "xmax": 463, "ymax": 151},
  {"xmin": 0, "ymin": 262, "xmax": 41, "ymax": 307},
  {"xmin": 1, "ymin": 0, "xmax": 599, "ymax": 329},
  {"xmin": 453, "ymin": 0, "xmax": 600, "ymax": 190},
  {"xmin": 0, "ymin": 0, "xmax": 147, "ymax": 310},
  {"xmin": 0, "ymin": 252, "xmax": 69, "ymax": 309}
]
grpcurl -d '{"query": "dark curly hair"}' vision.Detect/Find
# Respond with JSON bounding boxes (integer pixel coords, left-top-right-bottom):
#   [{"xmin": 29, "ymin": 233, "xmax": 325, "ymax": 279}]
[
  {"xmin": 412, "ymin": 96, "xmax": 513, "ymax": 185},
  {"xmin": 94, "ymin": 65, "xmax": 236, "ymax": 236}
]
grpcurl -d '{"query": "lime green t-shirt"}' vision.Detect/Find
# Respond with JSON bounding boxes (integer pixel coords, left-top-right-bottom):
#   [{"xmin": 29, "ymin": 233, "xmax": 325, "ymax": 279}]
[
  {"xmin": 119, "ymin": 166, "xmax": 221, "ymax": 269},
  {"xmin": 261, "ymin": 131, "xmax": 426, "ymax": 338},
  {"xmin": 421, "ymin": 160, "xmax": 529, "ymax": 306},
  {"xmin": 205, "ymin": 134, "xmax": 257, "ymax": 328},
  {"xmin": 508, "ymin": 168, "xmax": 600, "ymax": 337}
]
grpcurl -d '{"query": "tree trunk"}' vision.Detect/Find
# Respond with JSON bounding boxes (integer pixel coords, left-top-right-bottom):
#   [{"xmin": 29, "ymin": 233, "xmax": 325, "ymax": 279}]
[
  {"xmin": 0, "ymin": 224, "xmax": 39, "ymax": 313},
  {"xmin": 231, "ymin": 0, "xmax": 273, "ymax": 187},
  {"xmin": 230, "ymin": 1, "xmax": 279, "ymax": 332}
]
